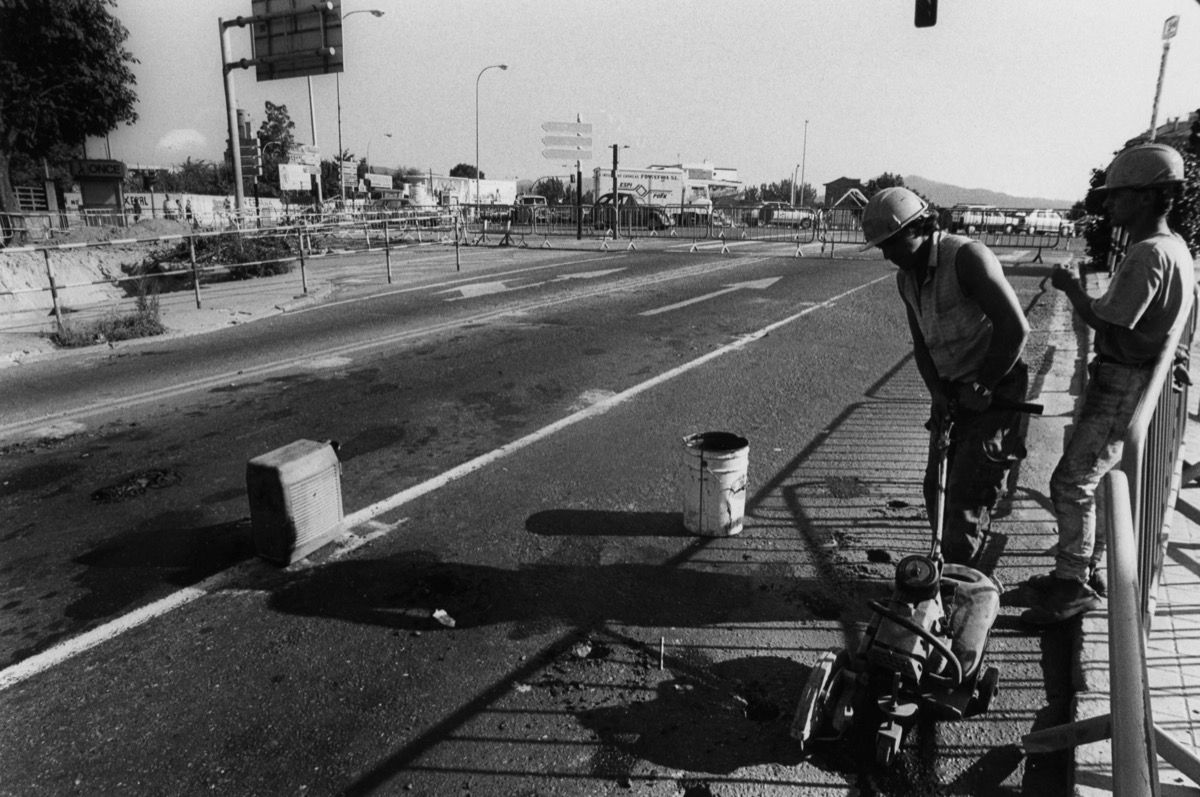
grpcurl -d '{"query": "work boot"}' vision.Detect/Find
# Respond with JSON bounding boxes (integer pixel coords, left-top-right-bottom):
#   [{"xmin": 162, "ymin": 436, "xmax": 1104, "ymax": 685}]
[
  {"xmin": 1026, "ymin": 568, "xmax": 1107, "ymax": 598},
  {"xmin": 1020, "ymin": 577, "xmax": 1102, "ymax": 625}
]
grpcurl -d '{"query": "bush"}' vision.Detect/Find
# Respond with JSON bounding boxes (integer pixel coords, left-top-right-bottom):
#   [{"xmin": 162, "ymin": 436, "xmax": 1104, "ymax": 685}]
[{"xmin": 51, "ymin": 290, "xmax": 165, "ymax": 348}]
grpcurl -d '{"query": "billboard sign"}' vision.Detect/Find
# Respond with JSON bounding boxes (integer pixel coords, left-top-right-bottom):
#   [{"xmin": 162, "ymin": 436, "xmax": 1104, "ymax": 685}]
[{"xmin": 251, "ymin": 0, "xmax": 344, "ymax": 82}]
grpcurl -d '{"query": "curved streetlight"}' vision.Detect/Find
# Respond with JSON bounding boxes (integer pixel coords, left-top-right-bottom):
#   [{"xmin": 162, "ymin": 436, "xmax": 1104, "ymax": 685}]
[
  {"xmin": 366, "ymin": 132, "xmax": 392, "ymax": 172},
  {"xmin": 475, "ymin": 64, "xmax": 508, "ymax": 208},
  {"xmin": 337, "ymin": 9, "xmax": 386, "ymax": 203}
]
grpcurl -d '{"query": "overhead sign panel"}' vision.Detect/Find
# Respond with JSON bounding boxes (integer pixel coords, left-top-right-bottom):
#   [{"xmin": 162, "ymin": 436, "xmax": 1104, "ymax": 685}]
[
  {"xmin": 252, "ymin": 0, "xmax": 344, "ymax": 82},
  {"xmin": 541, "ymin": 120, "xmax": 592, "ymax": 161},
  {"xmin": 543, "ymin": 148, "xmax": 593, "ymax": 161},
  {"xmin": 541, "ymin": 135, "xmax": 593, "ymax": 148},
  {"xmin": 541, "ymin": 121, "xmax": 593, "ymax": 135}
]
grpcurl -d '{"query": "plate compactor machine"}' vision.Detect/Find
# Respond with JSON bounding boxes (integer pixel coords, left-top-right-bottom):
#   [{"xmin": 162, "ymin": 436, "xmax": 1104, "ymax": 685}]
[{"xmin": 790, "ymin": 400, "xmax": 1041, "ymax": 766}]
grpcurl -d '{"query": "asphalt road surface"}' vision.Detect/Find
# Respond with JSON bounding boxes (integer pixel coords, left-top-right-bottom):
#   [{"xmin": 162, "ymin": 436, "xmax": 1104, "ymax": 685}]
[{"xmin": 0, "ymin": 244, "xmax": 1079, "ymax": 795}]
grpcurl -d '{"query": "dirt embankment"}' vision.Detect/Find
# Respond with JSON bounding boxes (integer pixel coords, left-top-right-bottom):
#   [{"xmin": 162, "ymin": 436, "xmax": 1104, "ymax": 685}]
[{"xmin": 0, "ymin": 219, "xmax": 195, "ymax": 313}]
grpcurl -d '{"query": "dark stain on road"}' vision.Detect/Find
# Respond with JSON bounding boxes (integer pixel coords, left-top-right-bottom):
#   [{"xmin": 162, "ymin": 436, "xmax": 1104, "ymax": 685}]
[{"xmin": 0, "ymin": 459, "xmax": 83, "ymax": 497}]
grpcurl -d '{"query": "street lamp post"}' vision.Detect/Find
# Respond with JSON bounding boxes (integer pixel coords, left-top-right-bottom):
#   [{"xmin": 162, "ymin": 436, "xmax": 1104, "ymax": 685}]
[
  {"xmin": 791, "ymin": 164, "xmax": 800, "ymax": 207},
  {"xmin": 337, "ymin": 9, "xmax": 385, "ymax": 204},
  {"xmin": 365, "ymin": 132, "xmax": 392, "ymax": 174},
  {"xmin": 800, "ymin": 119, "xmax": 809, "ymax": 208},
  {"xmin": 475, "ymin": 64, "xmax": 508, "ymax": 209}
]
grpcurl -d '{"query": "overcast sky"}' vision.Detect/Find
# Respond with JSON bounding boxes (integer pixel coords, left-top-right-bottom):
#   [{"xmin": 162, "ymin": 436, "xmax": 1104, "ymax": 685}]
[{"xmin": 97, "ymin": 0, "xmax": 1200, "ymax": 203}]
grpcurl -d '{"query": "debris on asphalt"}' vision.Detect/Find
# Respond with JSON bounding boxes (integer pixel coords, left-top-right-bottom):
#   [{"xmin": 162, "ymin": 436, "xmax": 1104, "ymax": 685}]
[{"xmin": 867, "ymin": 548, "xmax": 894, "ymax": 564}]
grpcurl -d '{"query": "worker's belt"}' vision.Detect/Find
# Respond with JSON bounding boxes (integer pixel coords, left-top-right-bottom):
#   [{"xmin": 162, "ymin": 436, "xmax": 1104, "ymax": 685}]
[{"xmin": 1093, "ymin": 353, "xmax": 1154, "ymax": 369}]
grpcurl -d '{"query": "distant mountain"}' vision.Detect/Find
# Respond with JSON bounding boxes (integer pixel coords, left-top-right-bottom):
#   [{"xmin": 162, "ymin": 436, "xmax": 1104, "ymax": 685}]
[{"xmin": 903, "ymin": 175, "xmax": 1077, "ymax": 210}]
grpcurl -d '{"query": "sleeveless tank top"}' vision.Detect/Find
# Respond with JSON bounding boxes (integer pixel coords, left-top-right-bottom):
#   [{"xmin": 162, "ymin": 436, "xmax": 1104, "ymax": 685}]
[{"xmin": 896, "ymin": 232, "xmax": 993, "ymax": 383}]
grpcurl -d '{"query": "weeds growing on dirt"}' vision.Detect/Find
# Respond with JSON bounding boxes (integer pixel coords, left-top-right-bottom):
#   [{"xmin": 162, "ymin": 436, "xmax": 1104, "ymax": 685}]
[{"xmin": 51, "ymin": 289, "xmax": 165, "ymax": 348}]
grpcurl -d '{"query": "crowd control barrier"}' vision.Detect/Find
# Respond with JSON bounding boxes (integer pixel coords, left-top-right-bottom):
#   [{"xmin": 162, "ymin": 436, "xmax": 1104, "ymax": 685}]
[{"xmin": 0, "ymin": 212, "xmax": 470, "ymax": 335}]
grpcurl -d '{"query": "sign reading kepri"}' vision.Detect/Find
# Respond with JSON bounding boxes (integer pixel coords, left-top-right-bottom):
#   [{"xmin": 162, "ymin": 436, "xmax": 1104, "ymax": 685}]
[{"xmin": 251, "ymin": 0, "xmax": 344, "ymax": 81}]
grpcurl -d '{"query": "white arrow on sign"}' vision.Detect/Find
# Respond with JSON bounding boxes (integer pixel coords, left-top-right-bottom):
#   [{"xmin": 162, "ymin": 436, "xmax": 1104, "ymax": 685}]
[
  {"xmin": 542, "ymin": 135, "xmax": 593, "ymax": 148},
  {"xmin": 543, "ymin": 148, "xmax": 592, "ymax": 161},
  {"xmin": 639, "ymin": 277, "xmax": 784, "ymax": 316}
]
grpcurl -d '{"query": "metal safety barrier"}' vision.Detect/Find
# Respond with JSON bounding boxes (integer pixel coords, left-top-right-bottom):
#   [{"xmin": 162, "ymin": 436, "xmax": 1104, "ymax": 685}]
[
  {"xmin": 1022, "ymin": 288, "xmax": 1199, "ymax": 795},
  {"xmin": 0, "ymin": 213, "xmax": 472, "ymax": 334},
  {"xmin": 1120, "ymin": 296, "xmax": 1196, "ymax": 629}
]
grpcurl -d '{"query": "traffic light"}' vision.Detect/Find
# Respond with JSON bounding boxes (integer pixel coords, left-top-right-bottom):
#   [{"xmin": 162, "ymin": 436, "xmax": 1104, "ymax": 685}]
[{"xmin": 915, "ymin": 0, "xmax": 937, "ymax": 27}]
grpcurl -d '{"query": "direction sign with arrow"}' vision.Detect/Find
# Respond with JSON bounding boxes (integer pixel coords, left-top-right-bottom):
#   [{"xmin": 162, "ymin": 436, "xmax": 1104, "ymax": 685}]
[{"xmin": 541, "ymin": 120, "xmax": 592, "ymax": 160}]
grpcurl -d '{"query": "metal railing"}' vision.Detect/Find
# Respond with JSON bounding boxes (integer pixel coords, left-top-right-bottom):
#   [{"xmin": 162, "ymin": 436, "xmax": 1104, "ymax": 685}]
[
  {"xmin": 1119, "ymin": 295, "xmax": 1196, "ymax": 630},
  {"xmin": 1023, "ymin": 284, "xmax": 1199, "ymax": 795}
]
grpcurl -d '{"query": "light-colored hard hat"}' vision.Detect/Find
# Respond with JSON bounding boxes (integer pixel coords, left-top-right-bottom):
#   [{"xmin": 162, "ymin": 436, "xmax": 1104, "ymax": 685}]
[
  {"xmin": 860, "ymin": 187, "xmax": 930, "ymax": 248},
  {"xmin": 1103, "ymin": 143, "xmax": 1185, "ymax": 191}
]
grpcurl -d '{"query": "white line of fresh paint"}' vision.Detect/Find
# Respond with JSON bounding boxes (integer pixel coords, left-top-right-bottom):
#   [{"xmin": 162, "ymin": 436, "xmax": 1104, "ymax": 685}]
[
  {"xmin": 0, "ymin": 259, "xmax": 749, "ymax": 441},
  {"xmin": 639, "ymin": 277, "xmax": 784, "ymax": 316},
  {"xmin": 0, "ymin": 266, "xmax": 884, "ymax": 691},
  {"xmin": 0, "ymin": 560, "xmax": 261, "ymax": 691},
  {"xmin": 343, "ymin": 273, "xmax": 890, "ymax": 526}
]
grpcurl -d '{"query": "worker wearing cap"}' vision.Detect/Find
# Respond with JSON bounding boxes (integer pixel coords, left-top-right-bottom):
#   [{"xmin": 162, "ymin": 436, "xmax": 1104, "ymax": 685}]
[
  {"xmin": 1024, "ymin": 143, "xmax": 1195, "ymax": 625},
  {"xmin": 861, "ymin": 187, "xmax": 1030, "ymax": 566}
]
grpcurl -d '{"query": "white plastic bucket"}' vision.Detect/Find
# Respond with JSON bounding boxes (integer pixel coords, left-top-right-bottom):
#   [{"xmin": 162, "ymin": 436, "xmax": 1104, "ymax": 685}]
[{"xmin": 682, "ymin": 431, "xmax": 749, "ymax": 536}]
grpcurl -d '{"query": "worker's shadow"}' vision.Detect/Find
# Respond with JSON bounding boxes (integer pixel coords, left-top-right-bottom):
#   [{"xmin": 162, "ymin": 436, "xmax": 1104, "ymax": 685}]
[
  {"xmin": 577, "ymin": 654, "xmax": 806, "ymax": 775},
  {"xmin": 268, "ymin": 550, "xmax": 820, "ymax": 638}
]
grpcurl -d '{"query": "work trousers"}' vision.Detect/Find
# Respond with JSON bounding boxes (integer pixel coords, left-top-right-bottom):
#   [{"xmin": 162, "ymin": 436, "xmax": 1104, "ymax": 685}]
[
  {"xmin": 924, "ymin": 361, "xmax": 1030, "ymax": 566},
  {"xmin": 1050, "ymin": 360, "xmax": 1153, "ymax": 583}
]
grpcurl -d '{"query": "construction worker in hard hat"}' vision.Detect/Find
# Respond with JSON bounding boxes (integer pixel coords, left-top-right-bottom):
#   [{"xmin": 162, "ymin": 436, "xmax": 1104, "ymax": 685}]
[
  {"xmin": 861, "ymin": 186, "xmax": 1031, "ymax": 567},
  {"xmin": 1024, "ymin": 142, "xmax": 1195, "ymax": 625}
]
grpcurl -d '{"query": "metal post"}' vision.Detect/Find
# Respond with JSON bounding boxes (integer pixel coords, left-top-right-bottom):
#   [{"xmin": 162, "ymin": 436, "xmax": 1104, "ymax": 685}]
[
  {"xmin": 576, "ymin": 160, "xmax": 583, "ymax": 241},
  {"xmin": 475, "ymin": 64, "xmax": 508, "ymax": 213},
  {"xmin": 218, "ymin": 19, "xmax": 245, "ymax": 213},
  {"xmin": 189, "ymin": 234, "xmax": 202, "ymax": 309},
  {"xmin": 337, "ymin": 72, "xmax": 344, "ymax": 204},
  {"xmin": 611, "ymin": 144, "xmax": 619, "ymax": 238},
  {"xmin": 384, "ymin": 219, "xmax": 392, "ymax": 283},
  {"xmin": 1149, "ymin": 16, "xmax": 1180, "ymax": 141},
  {"xmin": 454, "ymin": 213, "xmax": 461, "ymax": 271},
  {"xmin": 1100, "ymin": 472, "xmax": 1159, "ymax": 796},
  {"xmin": 43, "ymin": 250, "xmax": 63, "ymax": 332},
  {"xmin": 297, "ymin": 225, "xmax": 308, "ymax": 294},
  {"xmin": 800, "ymin": 120, "xmax": 809, "ymax": 208},
  {"xmin": 307, "ymin": 75, "xmax": 323, "ymax": 205}
]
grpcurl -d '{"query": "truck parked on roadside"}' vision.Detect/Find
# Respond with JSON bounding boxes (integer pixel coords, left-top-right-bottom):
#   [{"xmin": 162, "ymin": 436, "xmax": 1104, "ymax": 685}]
[{"xmin": 592, "ymin": 167, "xmax": 713, "ymax": 226}]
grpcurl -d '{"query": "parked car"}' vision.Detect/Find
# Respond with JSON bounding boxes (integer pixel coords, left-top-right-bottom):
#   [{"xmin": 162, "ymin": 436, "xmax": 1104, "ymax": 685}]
[
  {"xmin": 757, "ymin": 201, "xmax": 816, "ymax": 229},
  {"xmin": 1022, "ymin": 208, "xmax": 1072, "ymax": 236},
  {"xmin": 949, "ymin": 204, "xmax": 1017, "ymax": 234},
  {"xmin": 593, "ymin": 192, "xmax": 674, "ymax": 231},
  {"xmin": 512, "ymin": 194, "xmax": 550, "ymax": 223}
]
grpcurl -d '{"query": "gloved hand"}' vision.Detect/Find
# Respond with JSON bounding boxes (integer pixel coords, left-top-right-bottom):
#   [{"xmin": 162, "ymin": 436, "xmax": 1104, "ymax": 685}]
[
  {"xmin": 1050, "ymin": 264, "xmax": 1078, "ymax": 291},
  {"xmin": 954, "ymin": 380, "xmax": 992, "ymax": 414}
]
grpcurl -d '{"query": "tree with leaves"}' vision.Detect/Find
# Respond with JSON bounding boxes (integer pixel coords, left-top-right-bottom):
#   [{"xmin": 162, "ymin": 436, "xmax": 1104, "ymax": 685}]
[
  {"xmin": 532, "ymin": 177, "xmax": 568, "ymax": 204},
  {"xmin": 450, "ymin": 163, "xmax": 480, "ymax": 179},
  {"xmin": 0, "ymin": 0, "xmax": 139, "ymax": 215},
  {"xmin": 864, "ymin": 172, "xmax": 906, "ymax": 197},
  {"xmin": 256, "ymin": 101, "xmax": 296, "ymax": 195}
]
